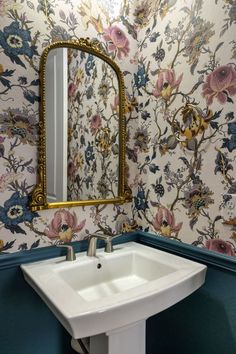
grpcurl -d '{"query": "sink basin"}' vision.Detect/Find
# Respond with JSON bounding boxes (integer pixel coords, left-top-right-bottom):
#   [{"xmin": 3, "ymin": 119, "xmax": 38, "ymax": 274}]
[{"xmin": 21, "ymin": 242, "xmax": 206, "ymax": 339}]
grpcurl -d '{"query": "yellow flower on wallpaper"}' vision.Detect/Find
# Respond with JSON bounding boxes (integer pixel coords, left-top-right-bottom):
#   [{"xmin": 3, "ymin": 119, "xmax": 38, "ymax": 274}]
[
  {"xmin": 77, "ymin": 1, "xmax": 104, "ymax": 33},
  {"xmin": 0, "ymin": 239, "xmax": 4, "ymax": 250}
]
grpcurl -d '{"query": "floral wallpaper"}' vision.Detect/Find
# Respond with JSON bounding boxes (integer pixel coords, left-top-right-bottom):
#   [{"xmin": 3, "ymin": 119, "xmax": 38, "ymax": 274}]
[
  {"xmin": 67, "ymin": 49, "xmax": 119, "ymax": 201},
  {"xmin": 131, "ymin": 0, "xmax": 236, "ymax": 257},
  {"xmin": 0, "ymin": 0, "xmax": 235, "ymax": 258}
]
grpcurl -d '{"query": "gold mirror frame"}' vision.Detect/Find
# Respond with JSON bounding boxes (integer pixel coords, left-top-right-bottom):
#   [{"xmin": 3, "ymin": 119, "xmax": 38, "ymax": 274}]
[{"xmin": 30, "ymin": 38, "xmax": 131, "ymax": 211}]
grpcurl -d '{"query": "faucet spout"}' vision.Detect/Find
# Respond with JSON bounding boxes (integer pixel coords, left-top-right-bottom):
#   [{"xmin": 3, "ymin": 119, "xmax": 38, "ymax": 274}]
[
  {"xmin": 56, "ymin": 244, "xmax": 76, "ymax": 261},
  {"xmin": 87, "ymin": 233, "xmax": 119, "ymax": 257}
]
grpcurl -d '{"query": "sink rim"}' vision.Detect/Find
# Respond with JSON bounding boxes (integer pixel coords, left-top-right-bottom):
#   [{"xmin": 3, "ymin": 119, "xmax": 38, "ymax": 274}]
[
  {"xmin": 21, "ymin": 242, "xmax": 205, "ymax": 313},
  {"xmin": 21, "ymin": 241, "xmax": 207, "ymax": 338}
]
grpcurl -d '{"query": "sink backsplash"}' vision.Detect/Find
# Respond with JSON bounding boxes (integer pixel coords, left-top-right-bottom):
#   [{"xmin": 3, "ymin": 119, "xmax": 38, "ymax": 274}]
[{"xmin": 0, "ymin": 0, "xmax": 235, "ymax": 257}]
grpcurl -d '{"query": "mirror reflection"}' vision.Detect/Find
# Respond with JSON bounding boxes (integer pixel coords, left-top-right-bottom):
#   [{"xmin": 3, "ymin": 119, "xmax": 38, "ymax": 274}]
[{"xmin": 45, "ymin": 47, "xmax": 120, "ymax": 203}]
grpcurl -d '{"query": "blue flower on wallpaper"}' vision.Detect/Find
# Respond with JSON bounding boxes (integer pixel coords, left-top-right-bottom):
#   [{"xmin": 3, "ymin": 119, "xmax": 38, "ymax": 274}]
[
  {"xmin": 0, "ymin": 21, "xmax": 37, "ymax": 68},
  {"xmin": 85, "ymin": 143, "xmax": 95, "ymax": 165},
  {"xmin": 134, "ymin": 189, "xmax": 148, "ymax": 211},
  {"xmin": 134, "ymin": 65, "xmax": 149, "ymax": 90},
  {"xmin": 85, "ymin": 54, "xmax": 95, "ymax": 76},
  {"xmin": 222, "ymin": 122, "xmax": 236, "ymax": 152},
  {"xmin": 0, "ymin": 192, "xmax": 39, "ymax": 235}
]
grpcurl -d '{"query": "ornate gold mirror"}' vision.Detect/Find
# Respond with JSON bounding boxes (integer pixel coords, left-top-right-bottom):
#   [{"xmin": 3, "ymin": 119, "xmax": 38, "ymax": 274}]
[{"xmin": 30, "ymin": 39, "xmax": 131, "ymax": 211}]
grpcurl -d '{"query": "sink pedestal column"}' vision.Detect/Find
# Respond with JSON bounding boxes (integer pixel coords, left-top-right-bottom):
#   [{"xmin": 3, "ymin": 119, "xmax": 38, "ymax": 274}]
[
  {"xmin": 90, "ymin": 320, "xmax": 146, "ymax": 354},
  {"xmin": 107, "ymin": 320, "xmax": 146, "ymax": 354}
]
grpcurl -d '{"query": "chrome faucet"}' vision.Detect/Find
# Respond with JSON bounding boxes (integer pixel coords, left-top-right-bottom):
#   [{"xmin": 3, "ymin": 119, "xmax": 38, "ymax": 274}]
[
  {"xmin": 87, "ymin": 233, "xmax": 119, "ymax": 257},
  {"xmin": 56, "ymin": 244, "xmax": 76, "ymax": 261}
]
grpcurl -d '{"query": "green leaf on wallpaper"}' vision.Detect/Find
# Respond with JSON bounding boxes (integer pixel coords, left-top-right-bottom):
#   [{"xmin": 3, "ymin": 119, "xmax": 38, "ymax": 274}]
[
  {"xmin": 212, "ymin": 109, "xmax": 223, "ymax": 120},
  {"xmin": 190, "ymin": 80, "xmax": 204, "ymax": 94},
  {"xmin": 23, "ymin": 90, "xmax": 40, "ymax": 104},
  {"xmin": 126, "ymin": 147, "xmax": 138, "ymax": 163},
  {"xmin": 163, "ymin": 126, "xmax": 168, "ymax": 135},
  {"xmin": 214, "ymin": 42, "xmax": 224, "ymax": 53},
  {"xmin": 123, "ymin": 71, "xmax": 131, "ymax": 76},
  {"xmin": 0, "ymin": 77, "xmax": 11, "ymax": 88},
  {"xmin": 186, "ymin": 138, "xmax": 197, "ymax": 151},
  {"xmin": 37, "ymin": 0, "xmax": 55, "ymax": 16},
  {"xmin": 9, "ymin": 54, "xmax": 26, "ymax": 69},
  {"xmin": 196, "ymin": 155, "xmax": 202, "ymax": 172},
  {"xmin": 112, "ymin": 144, "xmax": 119, "ymax": 155},
  {"xmin": 145, "ymin": 99, "xmax": 150, "ymax": 107},
  {"xmin": 1, "ymin": 240, "xmax": 16, "ymax": 252},
  {"xmin": 30, "ymin": 239, "xmax": 40, "ymax": 249},
  {"xmin": 30, "ymin": 79, "xmax": 40, "ymax": 86},
  {"xmin": 214, "ymin": 215, "xmax": 222, "ymax": 223},
  {"xmin": 22, "ymin": 158, "xmax": 33, "ymax": 169},
  {"xmin": 210, "ymin": 121, "xmax": 219, "ymax": 129},
  {"xmin": 196, "ymin": 229, "xmax": 207, "ymax": 237},
  {"xmin": 190, "ymin": 217, "xmax": 198, "ymax": 230},
  {"xmin": 149, "ymin": 164, "xmax": 160, "ymax": 174},
  {"xmin": 227, "ymin": 96, "xmax": 234, "ymax": 103},
  {"xmin": 6, "ymin": 224, "xmax": 26, "ymax": 235},
  {"xmin": 1, "ymin": 69, "xmax": 15, "ymax": 77},
  {"xmin": 27, "ymin": 1, "xmax": 35, "ymax": 10},
  {"xmin": 167, "ymin": 135, "xmax": 178, "ymax": 150},
  {"xmin": 179, "ymin": 157, "xmax": 190, "ymax": 168},
  {"xmin": 120, "ymin": 16, "xmax": 137, "ymax": 40},
  {"xmin": 190, "ymin": 60, "xmax": 198, "ymax": 75},
  {"xmin": 181, "ymin": 7, "xmax": 191, "ymax": 15},
  {"xmin": 152, "ymin": 15, "xmax": 157, "ymax": 30},
  {"xmin": 152, "ymin": 147, "xmax": 156, "ymax": 160}
]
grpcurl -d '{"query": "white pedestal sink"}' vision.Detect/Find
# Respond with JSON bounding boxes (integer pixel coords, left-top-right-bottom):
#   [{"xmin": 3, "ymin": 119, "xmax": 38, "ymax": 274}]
[{"xmin": 21, "ymin": 242, "xmax": 206, "ymax": 354}]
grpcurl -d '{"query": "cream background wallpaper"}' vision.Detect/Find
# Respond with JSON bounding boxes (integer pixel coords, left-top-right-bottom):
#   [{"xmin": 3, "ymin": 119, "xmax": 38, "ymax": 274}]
[
  {"xmin": 0, "ymin": 0, "xmax": 235, "ymax": 256},
  {"xmin": 67, "ymin": 49, "xmax": 120, "ymax": 201}
]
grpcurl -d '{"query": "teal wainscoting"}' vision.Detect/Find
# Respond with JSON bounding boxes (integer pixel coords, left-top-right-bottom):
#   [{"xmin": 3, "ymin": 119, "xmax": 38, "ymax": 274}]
[
  {"xmin": 0, "ymin": 234, "xmax": 134, "ymax": 354},
  {"xmin": 0, "ymin": 232, "xmax": 235, "ymax": 354},
  {"xmin": 139, "ymin": 232, "xmax": 236, "ymax": 354}
]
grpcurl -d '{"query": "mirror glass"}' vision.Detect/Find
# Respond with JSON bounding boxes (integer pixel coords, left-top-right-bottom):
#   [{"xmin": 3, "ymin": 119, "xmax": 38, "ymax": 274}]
[
  {"xmin": 45, "ymin": 48, "xmax": 119, "ymax": 203},
  {"xmin": 30, "ymin": 40, "xmax": 130, "ymax": 211}
]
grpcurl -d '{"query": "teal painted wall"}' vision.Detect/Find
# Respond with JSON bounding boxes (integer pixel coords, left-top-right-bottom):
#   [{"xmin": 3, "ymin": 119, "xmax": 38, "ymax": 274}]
[
  {"xmin": 0, "ymin": 265, "xmax": 77, "ymax": 354},
  {"xmin": 0, "ymin": 233, "xmax": 236, "ymax": 354},
  {"xmin": 147, "ymin": 267, "xmax": 236, "ymax": 354}
]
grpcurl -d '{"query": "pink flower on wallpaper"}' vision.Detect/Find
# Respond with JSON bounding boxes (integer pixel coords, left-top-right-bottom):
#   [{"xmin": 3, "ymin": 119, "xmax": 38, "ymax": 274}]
[
  {"xmin": 205, "ymin": 239, "xmax": 235, "ymax": 256},
  {"xmin": 153, "ymin": 207, "xmax": 183, "ymax": 237},
  {"xmin": 68, "ymin": 82, "xmax": 77, "ymax": 98},
  {"xmin": 202, "ymin": 65, "xmax": 236, "ymax": 105},
  {"xmin": 90, "ymin": 114, "xmax": 102, "ymax": 135},
  {"xmin": 111, "ymin": 95, "xmax": 119, "ymax": 113},
  {"xmin": 103, "ymin": 26, "xmax": 130, "ymax": 60},
  {"xmin": 67, "ymin": 161, "xmax": 76, "ymax": 181},
  {"xmin": 44, "ymin": 209, "xmax": 86, "ymax": 243},
  {"xmin": 152, "ymin": 69, "xmax": 183, "ymax": 100}
]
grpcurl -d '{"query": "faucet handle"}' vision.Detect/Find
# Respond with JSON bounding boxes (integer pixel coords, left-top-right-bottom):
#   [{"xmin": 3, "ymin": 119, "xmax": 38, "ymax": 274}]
[
  {"xmin": 56, "ymin": 244, "xmax": 76, "ymax": 261},
  {"xmin": 104, "ymin": 234, "xmax": 121, "ymax": 253}
]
